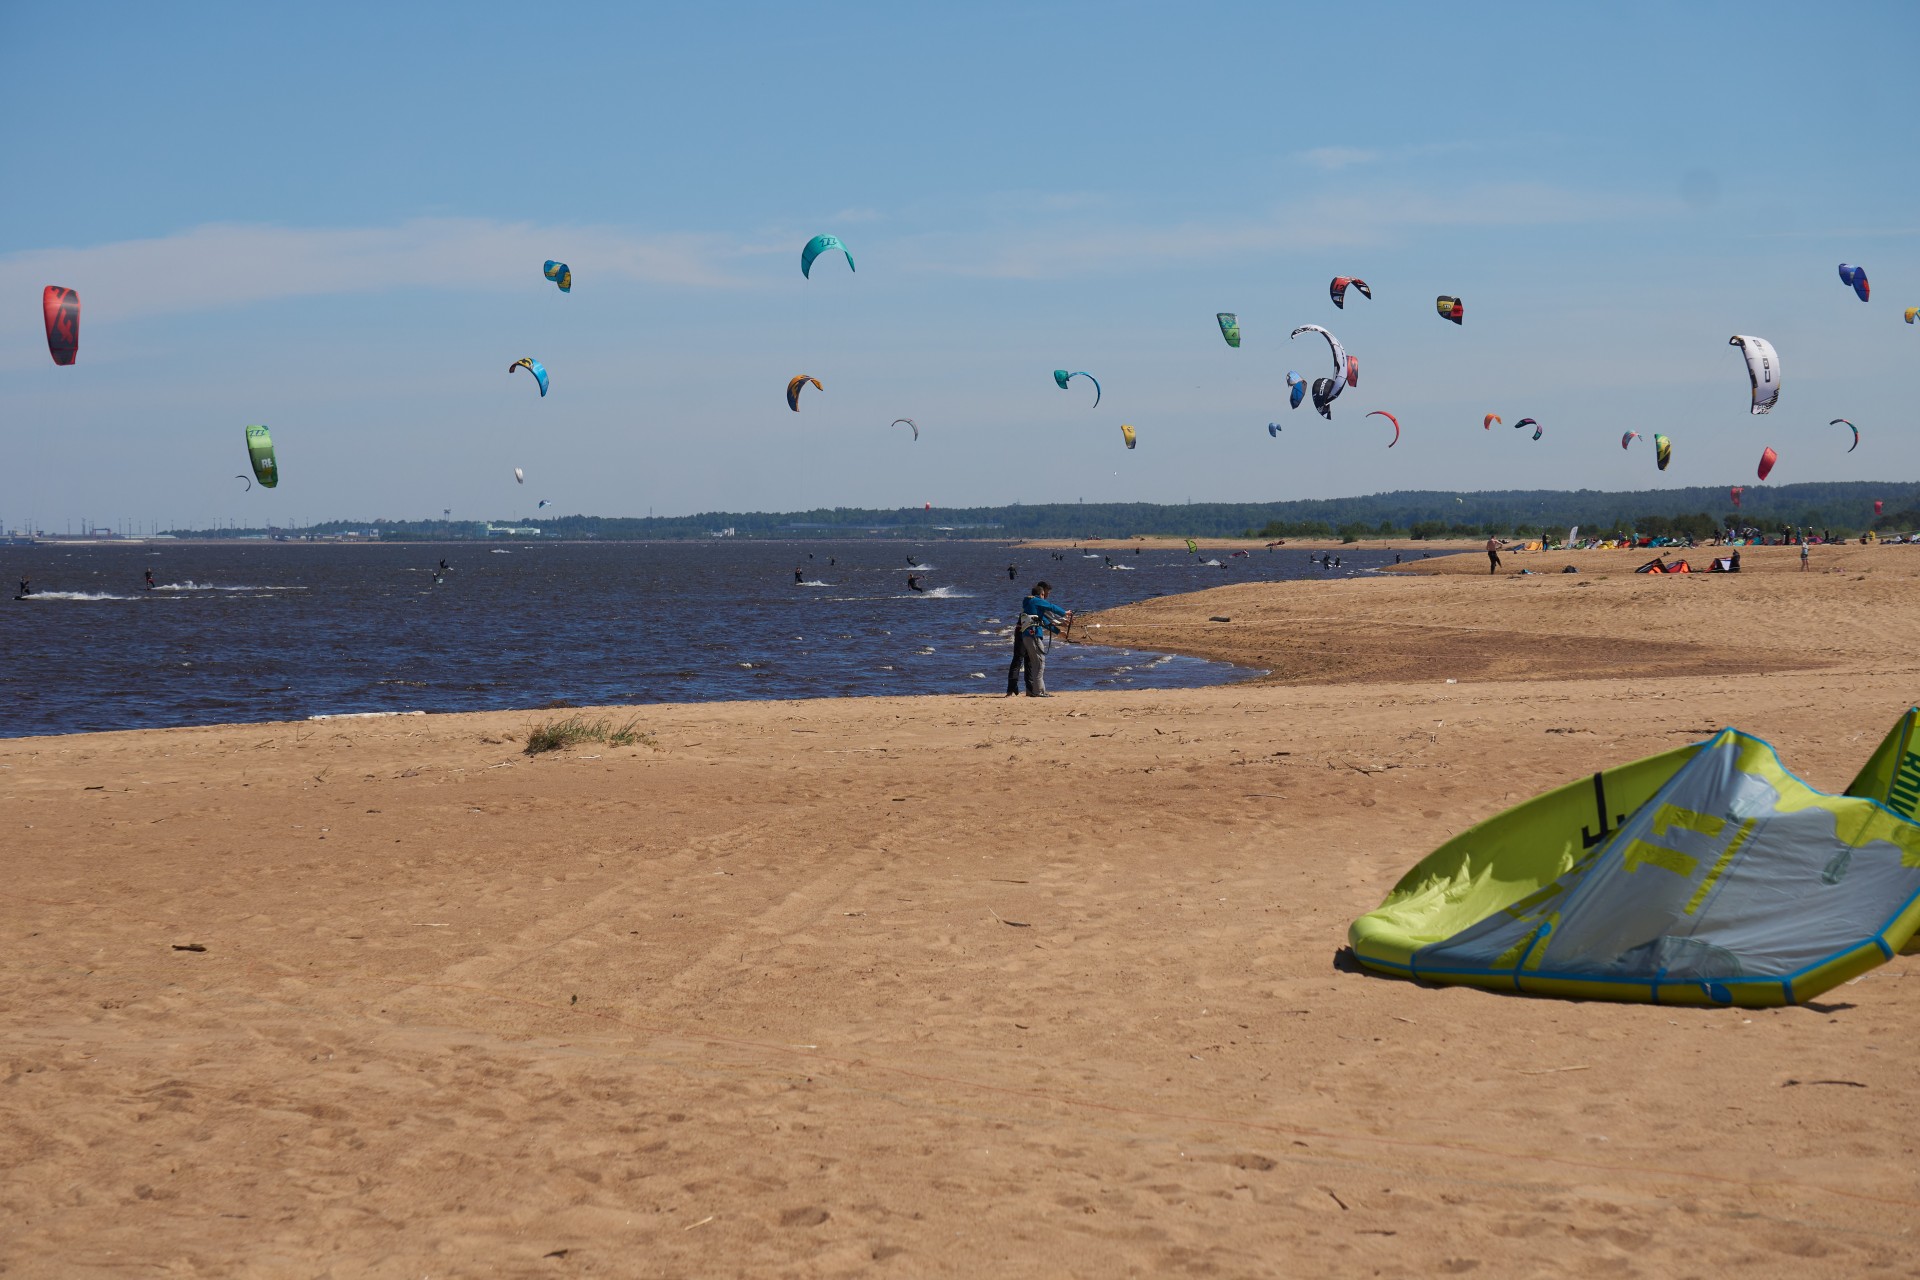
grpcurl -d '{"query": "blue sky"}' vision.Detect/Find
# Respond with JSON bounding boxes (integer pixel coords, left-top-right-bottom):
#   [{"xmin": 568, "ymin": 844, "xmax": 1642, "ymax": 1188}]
[{"xmin": 3, "ymin": 1, "xmax": 1916, "ymax": 528}]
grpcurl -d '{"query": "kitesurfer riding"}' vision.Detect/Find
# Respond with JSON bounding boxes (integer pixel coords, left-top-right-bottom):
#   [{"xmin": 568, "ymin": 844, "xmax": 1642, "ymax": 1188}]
[
  {"xmin": 144, "ymin": 569, "xmax": 155, "ymax": 591},
  {"xmin": 907, "ymin": 575, "xmax": 924, "ymax": 592},
  {"xmin": 1006, "ymin": 581, "xmax": 1070, "ymax": 698}
]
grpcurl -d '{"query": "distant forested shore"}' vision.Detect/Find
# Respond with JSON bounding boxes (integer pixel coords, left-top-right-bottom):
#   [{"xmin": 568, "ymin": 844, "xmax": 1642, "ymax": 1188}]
[{"xmin": 156, "ymin": 480, "xmax": 1920, "ymax": 543}]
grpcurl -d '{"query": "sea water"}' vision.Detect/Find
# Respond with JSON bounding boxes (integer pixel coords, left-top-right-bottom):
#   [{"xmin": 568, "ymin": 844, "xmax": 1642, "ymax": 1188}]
[{"xmin": 0, "ymin": 539, "xmax": 1410, "ymax": 736}]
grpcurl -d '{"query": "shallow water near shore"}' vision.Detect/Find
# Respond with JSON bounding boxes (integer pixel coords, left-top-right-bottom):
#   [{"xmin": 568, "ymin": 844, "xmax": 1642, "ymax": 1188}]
[{"xmin": 0, "ymin": 539, "xmax": 1414, "ymax": 736}]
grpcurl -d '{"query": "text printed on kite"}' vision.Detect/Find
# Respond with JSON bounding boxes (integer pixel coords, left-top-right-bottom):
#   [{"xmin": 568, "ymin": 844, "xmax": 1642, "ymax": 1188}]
[
  {"xmin": 800, "ymin": 235, "xmax": 854, "ymax": 279},
  {"xmin": 1052, "ymin": 370, "xmax": 1101, "ymax": 408},
  {"xmin": 1729, "ymin": 335, "xmax": 1780, "ymax": 414},
  {"xmin": 786, "ymin": 375, "xmax": 822, "ymax": 412},
  {"xmin": 1367, "ymin": 411, "xmax": 1400, "ymax": 449},
  {"xmin": 1216, "ymin": 313, "xmax": 1240, "ymax": 348},
  {"xmin": 42, "ymin": 286, "xmax": 79, "ymax": 365},
  {"xmin": 1435, "ymin": 295, "xmax": 1464, "ymax": 325},
  {"xmin": 543, "ymin": 261, "xmax": 572, "ymax": 292},
  {"xmin": 509, "ymin": 357, "xmax": 549, "ymax": 397}
]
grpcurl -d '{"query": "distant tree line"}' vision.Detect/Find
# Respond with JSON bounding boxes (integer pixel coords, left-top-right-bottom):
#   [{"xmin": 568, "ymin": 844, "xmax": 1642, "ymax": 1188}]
[{"xmin": 164, "ymin": 480, "xmax": 1919, "ymax": 543}]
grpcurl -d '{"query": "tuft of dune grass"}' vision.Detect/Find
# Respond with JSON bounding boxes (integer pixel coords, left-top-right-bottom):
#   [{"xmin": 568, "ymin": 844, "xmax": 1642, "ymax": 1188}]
[{"xmin": 523, "ymin": 714, "xmax": 655, "ymax": 755}]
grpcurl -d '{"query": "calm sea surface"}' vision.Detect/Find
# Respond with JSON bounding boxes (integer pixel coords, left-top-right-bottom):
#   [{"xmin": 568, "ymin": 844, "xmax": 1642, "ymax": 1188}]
[{"xmin": 1, "ymin": 539, "xmax": 1413, "ymax": 737}]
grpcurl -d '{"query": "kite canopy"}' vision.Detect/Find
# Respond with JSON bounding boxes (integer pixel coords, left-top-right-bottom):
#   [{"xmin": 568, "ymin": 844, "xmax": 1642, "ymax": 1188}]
[
  {"xmin": 1621, "ymin": 430, "xmax": 1641, "ymax": 450},
  {"xmin": 1289, "ymin": 381, "xmax": 1307, "ymax": 410},
  {"xmin": 1120, "ymin": 423, "xmax": 1137, "ymax": 450},
  {"xmin": 1838, "ymin": 263, "xmax": 1869, "ymax": 302},
  {"xmin": 1435, "ymin": 295, "xmax": 1464, "ymax": 325},
  {"xmin": 543, "ymin": 260, "xmax": 572, "ymax": 292},
  {"xmin": 1051, "ymin": 369, "xmax": 1100, "ymax": 407},
  {"xmin": 801, "ymin": 234, "xmax": 854, "ymax": 278},
  {"xmin": 1832, "ymin": 418, "xmax": 1859, "ymax": 453},
  {"xmin": 42, "ymin": 286, "xmax": 79, "ymax": 365},
  {"xmin": 1729, "ymin": 334, "xmax": 1780, "ymax": 414},
  {"xmin": 1291, "ymin": 326, "xmax": 1349, "ymax": 416},
  {"xmin": 1906, "ymin": 307, "xmax": 1918, "ymax": 324},
  {"xmin": 1730, "ymin": 485, "xmax": 1742, "ymax": 507},
  {"xmin": 786, "ymin": 374, "xmax": 822, "ymax": 412},
  {"xmin": 1367, "ymin": 410, "xmax": 1400, "ymax": 448},
  {"xmin": 1329, "ymin": 276, "xmax": 1371, "ymax": 309},
  {"xmin": 1483, "ymin": 413, "xmax": 1501, "ymax": 430},
  {"xmin": 1655, "ymin": 434, "xmax": 1673, "ymax": 471},
  {"xmin": 1267, "ymin": 423, "xmax": 1281, "ymax": 437},
  {"xmin": 1758, "ymin": 446, "xmax": 1778, "ymax": 481},
  {"xmin": 891, "ymin": 417, "xmax": 919, "ymax": 441},
  {"xmin": 1348, "ymin": 710, "xmax": 1920, "ymax": 1007},
  {"xmin": 514, "ymin": 467, "xmax": 524, "ymax": 484},
  {"xmin": 509, "ymin": 357, "xmax": 549, "ymax": 396},
  {"xmin": 1516, "ymin": 417, "xmax": 1541, "ymax": 440},
  {"xmin": 1874, "ymin": 500, "xmax": 1884, "ymax": 516},
  {"xmin": 244, "ymin": 425, "xmax": 278, "ymax": 489},
  {"xmin": 1216, "ymin": 313, "xmax": 1241, "ymax": 348}
]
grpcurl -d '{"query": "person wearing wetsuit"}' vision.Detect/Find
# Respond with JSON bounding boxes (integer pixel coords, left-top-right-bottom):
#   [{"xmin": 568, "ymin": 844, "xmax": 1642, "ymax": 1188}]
[
  {"xmin": 1008, "ymin": 564, "xmax": 1017, "ymax": 580},
  {"xmin": 17, "ymin": 577, "xmax": 29, "ymax": 598},
  {"xmin": 1006, "ymin": 581, "xmax": 1070, "ymax": 697},
  {"xmin": 907, "ymin": 574, "xmax": 924, "ymax": 592},
  {"xmin": 144, "ymin": 569, "xmax": 155, "ymax": 590},
  {"xmin": 794, "ymin": 567, "xmax": 804, "ymax": 584}
]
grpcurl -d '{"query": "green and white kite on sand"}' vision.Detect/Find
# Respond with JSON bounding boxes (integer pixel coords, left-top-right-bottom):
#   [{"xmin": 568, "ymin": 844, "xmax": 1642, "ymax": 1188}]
[{"xmin": 1350, "ymin": 709, "xmax": 1920, "ymax": 1007}]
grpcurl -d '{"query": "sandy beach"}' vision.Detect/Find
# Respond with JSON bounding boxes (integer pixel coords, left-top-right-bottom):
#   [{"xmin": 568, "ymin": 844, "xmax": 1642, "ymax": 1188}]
[{"xmin": 6, "ymin": 543, "xmax": 1919, "ymax": 1276}]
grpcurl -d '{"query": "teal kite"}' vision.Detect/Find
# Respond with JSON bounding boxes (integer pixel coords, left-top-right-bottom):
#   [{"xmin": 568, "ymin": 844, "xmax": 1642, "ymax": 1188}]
[
  {"xmin": 509, "ymin": 357, "xmax": 549, "ymax": 397},
  {"xmin": 1052, "ymin": 369, "xmax": 1101, "ymax": 407},
  {"xmin": 1216, "ymin": 313, "xmax": 1241, "ymax": 348},
  {"xmin": 543, "ymin": 261, "xmax": 572, "ymax": 292},
  {"xmin": 801, "ymin": 235, "xmax": 854, "ymax": 278}
]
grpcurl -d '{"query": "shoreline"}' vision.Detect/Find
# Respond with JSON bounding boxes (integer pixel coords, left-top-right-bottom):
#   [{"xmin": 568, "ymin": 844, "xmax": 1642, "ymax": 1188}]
[{"xmin": 6, "ymin": 543, "xmax": 1918, "ymax": 1272}]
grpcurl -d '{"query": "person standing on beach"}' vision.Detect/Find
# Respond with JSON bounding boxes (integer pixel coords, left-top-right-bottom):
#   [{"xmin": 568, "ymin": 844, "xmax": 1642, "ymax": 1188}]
[
  {"xmin": 1486, "ymin": 536, "xmax": 1502, "ymax": 574},
  {"xmin": 1006, "ymin": 581, "xmax": 1070, "ymax": 698},
  {"xmin": 1800, "ymin": 541, "xmax": 1810, "ymax": 572}
]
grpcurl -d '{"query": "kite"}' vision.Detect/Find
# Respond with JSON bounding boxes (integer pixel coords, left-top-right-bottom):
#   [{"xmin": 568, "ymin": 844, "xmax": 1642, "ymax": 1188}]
[
  {"xmin": 1291, "ymin": 325, "xmax": 1349, "ymax": 417},
  {"xmin": 1052, "ymin": 369, "xmax": 1101, "ymax": 407},
  {"xmin": 1345, "ymin": 355, "xmax": 1359, "ymax": 388},
  {"xmin": 543, "ymin": 261, "xmax": 572, "ymax": 292},
  {"xmin": 1289, "ymin": 381, "xmax": 1306, "ymax": 410},
  {"xmin": 1655, "ymin": 434, "xmax": 1672, "ymax": 471},
  {"xmin": 234, "ymin": 474, "xmax": 251, "ymax": 492},
  {"xmin": 1484, "ymin": 414, "xmax": 1501, "ymax": 430},
  {"xmin": 787, "ymin": 375, "xmax": 822, "ymax": 412},
  {"xmin": 1185, "ymin": 538, "xmax": 1198, "ymax": 555},
  {"xmin": 1515, "ymin": 417, "xmax": 1541, "ymax": 440},
  {"xmin": 892, "ymin": 418, "xmax": 919, "ymax": 441},
  {"xmin": 1120, "ymin": 423, "xmax": 1137, "ymax": 450},
  {"xmin": 1216, "ymin": 313, "xmax": 1240, "ymax": 348},
  {"xmin": 1367, "ymin": 410, "xmax": 1400, "ymax": 448},
  {"xmin": 1838, "ymin": 263, "xmax": 1870, "ymax": 302},
  {"xmin": 1728, "ymin": 335, "xmax": 1780, "ymax": 414},
  {"xmin": 801, "ymin": 234, "xmax": 854, "ymax": 278},
  {"xmin": 509, "ymin": 357, "xmax": 549, "ymax": 397},
  {"xmin": 538, "ymin": 499, "xmax": 551, "ymax": 509},
  {"xmin": 1346, "ymin": 709, "xmax": 1920, "ymax": 1008},
  {"xmin": 1329, "ymin": 277, "xmax": 1371, "ymax": 309},
  {"xmin": 1758, "ymin": 446, "xmax": 1778, "ymax": 481},
  {"xmin": 1730, "ymin": 485, "xmax": 1742, "ymax": 507},
  {"xmin": 244, "ymin": 425, "xmax": 278, "ymax": 489},
  {"xmin": 1435, "ymin": 295, "xmax": 1464, "ymax": 325},
  {"xmin": 1621, "ymin": 431, "xmax": 1641, "ymax": 450},
  {"xmin": 1906, "ymin": 307, "xmax": 1918, "ymax": 324},
  {"xmin": 1832, "ymin": 418, "xmax": 1858, "ymax": 453},
  {"xmin": 42, "ymin": 286, "xmax": 79, "ymax": 365},
  {"xmin": 1267, "ymin": 423, "xmax": 1282, "ymax": 437},
  {"xmin": 514, "ymin": 467, "xmax": 524, "ymax": 484},
  {"xmin": 1874, "ymin": 500, "xmax": 1884, "ymax": 516}
]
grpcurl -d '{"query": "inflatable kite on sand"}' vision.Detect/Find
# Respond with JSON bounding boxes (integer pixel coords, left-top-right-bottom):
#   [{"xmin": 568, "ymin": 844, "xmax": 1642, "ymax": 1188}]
[{"xmin": 1349, "ymin": 709, "xmax": 1920, "ymax": 1007}]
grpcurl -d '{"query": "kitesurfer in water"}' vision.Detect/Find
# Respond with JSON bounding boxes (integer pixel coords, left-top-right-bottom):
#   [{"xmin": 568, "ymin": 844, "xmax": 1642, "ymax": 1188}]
[
  {"xmin": 1486, "ymin": 536, "xmax": 1502, "ymax": 575},
  {"xmin": 794, "ymin": 567, "xmax": 804, "ymax": 584},
  {"xmin": 1008, "ymin": 564, "xmax": 1017, "ymax": 580},
  {"xmin": 144, "ymin": 568, "xmax": 155, "ymax": 591},
  {"xmin": 906, "ymin": 554, "xmax": 918, "ymax": 568},
  {"xmin": 1006, "ymin": 581, "xmax": 1070, "ymax": 698},
  {"xmin": 17, "ymin": 577, "xmax": 29, "ymax": 598},
  {"xmin": 907, "ymin": 574, "xmax": 925, "ymax": 592}
]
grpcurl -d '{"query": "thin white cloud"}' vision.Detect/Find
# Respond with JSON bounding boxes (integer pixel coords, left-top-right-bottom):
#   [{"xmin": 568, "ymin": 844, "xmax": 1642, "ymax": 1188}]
[
  {"xmin": 1298, "ymin": 146, "xmax": 1380, "ymax": 170},
  {"xmin": 0, "ymin": 218, "xmax": 765, "ymax": 320},
  {"xmin": 892, "ymin": 182, "xmax": 1661, "ymax": 279}
]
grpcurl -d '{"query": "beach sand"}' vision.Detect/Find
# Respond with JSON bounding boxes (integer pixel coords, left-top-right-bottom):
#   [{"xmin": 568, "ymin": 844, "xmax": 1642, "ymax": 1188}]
[{"xmin": 5, "ymin": 542, "xmax": 1918, "ymax": 1275}]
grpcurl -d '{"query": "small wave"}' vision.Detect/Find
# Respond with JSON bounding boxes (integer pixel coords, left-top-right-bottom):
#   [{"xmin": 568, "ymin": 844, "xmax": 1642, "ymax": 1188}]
[
  {"xmin": 155, "ymin": 581, "xmax": 305, "ymax": 592},
  {"xmin": 915, "ymin": 586, "xmax": 972, "ymax": 599},
  {"xmin": 968, "ymin": 672, "xmax": 986, "ymax": 678},
  {"xmin": 490, "ymin": 549, "xmax": 512, "ymax": 554},
  {"xmin": 894, "ymin": 563, "xmax": 937, "ymax": 571},
  {"xmin": 15, "ymin": 590, "xmax": 142, "ymax": 602},
  {"xmin": 1201, "ymin": 559, "xmax": 1223, "ymax": 566},
  {"xmin": 1108, "ymin": 563, "xmax": 1136, "ymax": 570},
  {"xmin": 797, "ymin": 579, "xmax": 830, "ymax": 587}
]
